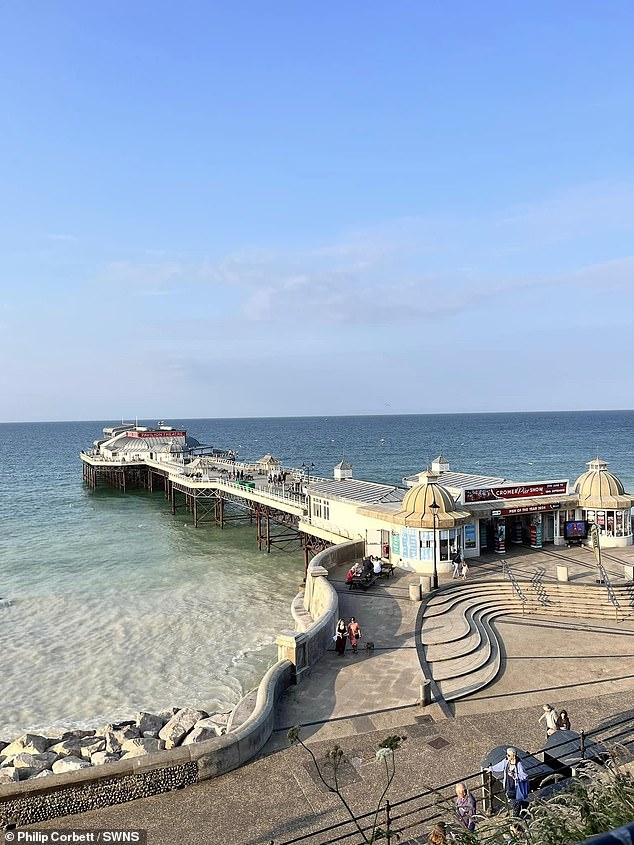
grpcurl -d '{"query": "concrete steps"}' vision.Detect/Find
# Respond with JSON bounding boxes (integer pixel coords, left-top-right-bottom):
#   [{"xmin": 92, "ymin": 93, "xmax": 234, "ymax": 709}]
[{"xmin": 421, "ymin": 579, "xmax": 634, "ymax": 704}]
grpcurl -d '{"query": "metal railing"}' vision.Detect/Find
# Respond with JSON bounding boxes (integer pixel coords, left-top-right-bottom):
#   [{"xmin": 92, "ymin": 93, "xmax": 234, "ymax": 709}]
[
  {"xmin": 502, "ymin": 560, "xmax": 528, "ymax": 612},
  {"xmin": 596, "ymin": 558, "xmax": 622, "ymax": 620},
  {"xmin": 530, "ymin": 566, "xmax": 551, "ymax": 606},
  {"xmin": 270, "ymin": 714, "xmax": 634, "ymax": 845}
]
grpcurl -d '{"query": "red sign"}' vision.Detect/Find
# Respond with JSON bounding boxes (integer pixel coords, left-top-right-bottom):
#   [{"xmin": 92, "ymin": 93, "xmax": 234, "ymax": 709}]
[
  {"xmin": 127, "ymin": 430, "xmax": 186, "ymax": 438},
  {"xmin": 465, "ymin": 480, "xmax": 568, "ymax": 503}
]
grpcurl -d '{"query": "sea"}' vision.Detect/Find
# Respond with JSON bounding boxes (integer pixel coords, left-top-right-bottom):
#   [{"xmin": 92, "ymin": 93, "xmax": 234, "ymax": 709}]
[{"xmin": 1, "ymin": 411, "xmax": 633, "ymax": 740}]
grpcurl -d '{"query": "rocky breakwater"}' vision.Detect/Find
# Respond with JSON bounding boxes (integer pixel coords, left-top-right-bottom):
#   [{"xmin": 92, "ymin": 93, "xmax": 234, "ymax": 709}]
[{"xmin": 0, "ymin": 708, "xmax": 230, "ymax": 785}]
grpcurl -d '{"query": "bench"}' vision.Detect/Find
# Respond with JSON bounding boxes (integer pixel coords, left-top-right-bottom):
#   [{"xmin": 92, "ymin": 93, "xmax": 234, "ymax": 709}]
[
  {"xmin": 379, "ymin": 562, "xmax": 394, "ymax": 578},
  {"xmin": 348, "ymin": 575, "xmax": 378, "ymax": 591}
]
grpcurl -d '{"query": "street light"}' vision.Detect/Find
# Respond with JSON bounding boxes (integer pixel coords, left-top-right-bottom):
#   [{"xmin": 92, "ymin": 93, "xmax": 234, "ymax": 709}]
[
  {"xmin": 429, "ymin": 499, "xmax": 440, "ymax": 590},
  {"xmin": 301, "ymin": 462, "xmax": 315, "ymax": 484}
]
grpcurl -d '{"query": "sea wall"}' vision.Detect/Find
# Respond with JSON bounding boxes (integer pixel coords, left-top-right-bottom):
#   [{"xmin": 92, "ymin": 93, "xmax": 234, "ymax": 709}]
[
  {"xmin": 0, "ymin": 660, "xmax": 293, "ymax": 826},
  {"xmin": 0, "ymin": 541, "xmax": 364, "ymax": 827},
  {"xmin": 277, "ymin": 539, "xmax": 365, "ymax": 682}
]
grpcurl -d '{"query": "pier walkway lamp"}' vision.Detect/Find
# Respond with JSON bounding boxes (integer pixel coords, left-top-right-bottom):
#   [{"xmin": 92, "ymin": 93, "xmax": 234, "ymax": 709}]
[
  {"xmin": 302, "ymin": 462, "xmax": 315, "ymax": 485},
  {"xmin": 429, "ymin": 499, "xmax": 440, "ymax": 589}
]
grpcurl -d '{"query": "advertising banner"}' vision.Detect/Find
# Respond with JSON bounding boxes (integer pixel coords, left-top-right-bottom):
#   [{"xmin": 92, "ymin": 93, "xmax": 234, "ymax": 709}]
[{"xmin": 465, "ymin": 481, "xmax": 568, "ymax": 503}]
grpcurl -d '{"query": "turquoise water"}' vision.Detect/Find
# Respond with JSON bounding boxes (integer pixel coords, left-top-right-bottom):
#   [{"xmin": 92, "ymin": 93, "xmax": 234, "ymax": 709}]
[{"xmin": 1, "ymin": 412, "xmax": 633, "ymax": 739}]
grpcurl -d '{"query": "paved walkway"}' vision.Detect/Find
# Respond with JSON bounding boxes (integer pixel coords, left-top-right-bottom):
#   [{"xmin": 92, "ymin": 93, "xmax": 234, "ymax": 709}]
[{"xmin": 27, "ymin": 544, "xmax": 634, "ymax": 844}]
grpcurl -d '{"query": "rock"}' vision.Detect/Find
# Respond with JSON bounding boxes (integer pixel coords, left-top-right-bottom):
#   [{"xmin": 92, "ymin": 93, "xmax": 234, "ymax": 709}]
[
  {"xmin": 156, "ymin": 707, "xmax": 179, "ymax": 723},
  {"xmin": 136, "ymin": 712, "xmax": 164, "ymax": 735},
  {"xmin": 198, "ymin": 715, "xmax": 228, "ymax": 734},
  {"xmin": 12, "ymin": 752, "xmax": 57, "ymax": 776},
  {"xmin": 103, "ymin": 726, "xmax": 139, "ymax": 754},
  {"xmin": 90, "ymin": 751, "xmax": 120, "ymax": 766},
  {"xmin": 49, "ymin": 739, "xmax": 84, "ymax": 758},
  {"xmin": 159, "ymin": 709, "xmax": 206, "ymax": 749},
  {"xmin": 79, "ymin": 738, "xmax": 106, "ymax": 760},
  {"xmin": 120, "ymin": 737, "xmax": 164, "ymax": 758},
  {"xmin": 1, "ymin": 733, "xmax": 51, "ymax": 759},
  {"xmin": 0, "ymin": 740, "xmax": 8, "ymax": 753},
  {"xmin": 52, "ymin": 756, "xmax": 91, "ymax": 774},
  {"xmin": 182, "ymin": 727, "xmax": 219, "ymax": 745},
  {"xmin": 61, "ymin": 729, "xmax": 95, "ymax": 740},
  {"xmin": 0, "ymin": 767, "xmax": 19, "ymax": 783},
  {"xmin": 33, "ymin": 769, "xmax": 56, "ymax": 778}
]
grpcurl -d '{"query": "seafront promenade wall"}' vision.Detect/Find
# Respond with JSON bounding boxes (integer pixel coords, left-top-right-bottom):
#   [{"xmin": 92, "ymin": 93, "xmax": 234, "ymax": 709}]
[
  {"xmin": 278, "ymin": 539, "xmax": 364, "ymax": 681},
  {"xmin": 0, "ymin": 540, "xmax": 364, "ymax": 827}
]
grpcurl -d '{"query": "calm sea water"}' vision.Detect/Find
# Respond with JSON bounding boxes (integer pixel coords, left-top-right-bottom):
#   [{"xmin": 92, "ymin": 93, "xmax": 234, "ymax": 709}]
[{"xmin": 1, "ymin": 411, "xmax": 633, "ymax": 739}]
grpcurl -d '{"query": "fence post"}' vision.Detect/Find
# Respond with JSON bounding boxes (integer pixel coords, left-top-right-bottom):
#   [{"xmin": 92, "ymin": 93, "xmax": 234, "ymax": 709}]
[
  {"xmin": 484, "ymin": 768, "xmax": 495, "ymax": 816},
  {"xmin": 580, "ymin": 730, "xmax": 586, "ymax": 759}
]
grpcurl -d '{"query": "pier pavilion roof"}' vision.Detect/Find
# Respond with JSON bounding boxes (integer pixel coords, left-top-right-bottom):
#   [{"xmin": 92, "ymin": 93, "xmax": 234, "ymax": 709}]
[
  {"xmin": 307, "ymin": 479, "xmax": 404, "ymax": 504},
  {"xmin": 574, "ymin": 458, "xmax": 632, "ymax": 509},
  {"xmin": 359, "ymin": 471, "xmax": 471, "ymax": 528},
  {"xmin": 403, "ymin": 468, "xmax": 506, "ymax": 489}
]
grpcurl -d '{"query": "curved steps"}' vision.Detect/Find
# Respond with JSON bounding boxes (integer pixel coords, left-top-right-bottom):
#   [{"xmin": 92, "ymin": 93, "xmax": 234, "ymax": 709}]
[{"xmin": 420, "ymin": 579, "xmax": 634, "ymax": 704}]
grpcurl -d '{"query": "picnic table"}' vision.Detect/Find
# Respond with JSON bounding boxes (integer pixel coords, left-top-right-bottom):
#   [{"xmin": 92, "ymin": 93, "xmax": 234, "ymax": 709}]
[{"xmin": 348, "ymin": 574, "xmax": 378, "ymax": 591}]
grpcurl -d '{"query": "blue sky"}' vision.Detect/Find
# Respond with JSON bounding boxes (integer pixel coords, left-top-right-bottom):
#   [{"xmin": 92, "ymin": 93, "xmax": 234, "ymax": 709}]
[{"xmin": 1, "ymin": 1, "xmax": 632, "ymax": 421}]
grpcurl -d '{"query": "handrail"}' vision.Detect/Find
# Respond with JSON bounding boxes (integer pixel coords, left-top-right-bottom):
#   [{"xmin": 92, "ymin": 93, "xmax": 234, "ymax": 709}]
[
  {"xmin": 502, "ymin": 560, "xmax": 528, "ymax": 609},
  {"xmin": 597, "ymin": 558, "xmax": 621, "ymax": 619},
  {"xmin": 530, "ymin": 566, "xmax": 550, "ymax": 606},
  {"xmin": 272, "ymin": 714, "xmax": 634, "ymax": 845}
]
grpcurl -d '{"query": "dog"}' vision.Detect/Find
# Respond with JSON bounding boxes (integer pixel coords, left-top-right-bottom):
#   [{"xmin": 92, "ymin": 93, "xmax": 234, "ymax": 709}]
[{"xmin": 364, "ymin": 641, "xmax": 375, "ymax": 652}]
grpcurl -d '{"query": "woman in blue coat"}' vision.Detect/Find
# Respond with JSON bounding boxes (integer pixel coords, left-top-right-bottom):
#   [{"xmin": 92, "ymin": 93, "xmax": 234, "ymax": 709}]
[{"xmin": 490, "ymin": 748, "xmax": 529, "ymax": 816}]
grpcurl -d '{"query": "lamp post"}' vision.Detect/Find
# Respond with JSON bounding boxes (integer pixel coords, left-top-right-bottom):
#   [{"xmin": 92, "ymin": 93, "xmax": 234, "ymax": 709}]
[
  {"xmin": 301, "ymin": 462, "xmax": 315, "ymax": 485},
  {"xmin": 429, "ymin": 500, "xmax": 440, "ymax": 589}
]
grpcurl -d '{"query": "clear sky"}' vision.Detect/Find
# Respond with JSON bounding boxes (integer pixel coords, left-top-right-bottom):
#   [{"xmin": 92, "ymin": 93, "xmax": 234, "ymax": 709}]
[{"xmin": 1, "ymin": 1, "xmax": 632, "ymax": 422}]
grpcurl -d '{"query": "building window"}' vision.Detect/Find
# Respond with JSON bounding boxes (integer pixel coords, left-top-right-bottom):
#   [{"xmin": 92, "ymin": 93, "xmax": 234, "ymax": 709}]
[{"xmin": 312, "ymin": 498, "xmax": 329, "ymax": 520}]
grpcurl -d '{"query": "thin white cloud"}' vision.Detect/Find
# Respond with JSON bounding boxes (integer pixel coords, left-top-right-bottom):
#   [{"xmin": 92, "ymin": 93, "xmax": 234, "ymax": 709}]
[{"xmin": 44, "ymin": 233, "xmax": 78, "ymax": 243}]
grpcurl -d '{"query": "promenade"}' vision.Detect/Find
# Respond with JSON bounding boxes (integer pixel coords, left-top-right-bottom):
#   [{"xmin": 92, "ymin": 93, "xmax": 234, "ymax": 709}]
[{"xmin": 27, "ymin": 543, "xmax": 634, "ymax": 845}]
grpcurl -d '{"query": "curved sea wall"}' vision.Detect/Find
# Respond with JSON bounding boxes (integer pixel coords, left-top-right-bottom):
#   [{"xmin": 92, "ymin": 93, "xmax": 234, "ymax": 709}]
[{"xmin": 0, "ymin": 540, "xmax": 364, "ymax": 827}]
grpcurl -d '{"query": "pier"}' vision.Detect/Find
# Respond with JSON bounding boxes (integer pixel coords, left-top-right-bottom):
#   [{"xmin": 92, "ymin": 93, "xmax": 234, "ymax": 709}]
[
  {"xmin": 81, "ymin": 423, "xmax": 634, "ymax": 581},
  {"xmin": 80, "ymin": 448, "xmax": 345, "ymax": 573}
]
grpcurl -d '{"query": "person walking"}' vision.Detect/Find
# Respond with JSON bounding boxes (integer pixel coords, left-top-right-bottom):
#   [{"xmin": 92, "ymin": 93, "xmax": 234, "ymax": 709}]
[
  {"xmin": 539, "ymin": 704, "xmax": 559, "ymax": 737},
  {"xmin": 334, "ymin": 618, "xmax": 348, "ymax": 655},
  {"xmin": 461, "ymin": 559, "xmax": 469, "ymax": 579},
  {"xmin": 489, "ymin": 748, "xmax": 529, "ymax": 817},
  {"xmin": 557, "ymin": 709, "xmax": 571, "ymax": 730},
  {"xmin": 347, "ymin": 617, "xmax": 361, "ymax": 654},
  {"xmin": 455, "ymin": 782, "xmax": 477, "ymax": 831},
  {"xmin": 452, "ymin": 551, "xmax": 462, "ymax": 579}
]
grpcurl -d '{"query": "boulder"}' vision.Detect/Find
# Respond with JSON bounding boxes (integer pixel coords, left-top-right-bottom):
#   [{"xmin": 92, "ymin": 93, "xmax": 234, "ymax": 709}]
[
  {"xmin": 49, "ymin": 739, "xmax": 84, "ymax": 758},
  {"xmin": 136, "ymin": 712, "xmax": 164, "ymax": 736},
  {"xmin": 0, "ymin": 740, "xmax": 8, "ymax": 753},
  {"xmin": 61, "ymin": 729, "xmax": 95, "ymax": 740},
  {"xmin": 103, "ymin": 727, "xmax": 139, "ymax": 754},
  {"xmin": 120, "ymin": 737, "xmax": 164, "ymax": 759},
  {"xmin": 33, "ymin": 769, "xmax": 56, "ymax": 779},
  {"xmin": 12, "ymin": 752, "xmax": 57, "ymax": 776},
  {"xmin": 52, "ymin": 756, "xmax": 91, "ymax": 775},
  {"xmin": 90, "ymin": 751, "xmax": 120, "ymax": 766},
  {"xmin": 159, "ymin": 709, "xmax": 206, "ymax": 749},
  {"xmin": 79, "ymin": 738, "xmax": 106, "ymax": 760},
  {"xmin": 1, "ymin": 733, "xmax": 51, "ymax": 759},
  {"xmin": 156, "ymin": 707, "xmax": 179, "ymax": 723},
  {"xmin": 0, "ymin": 767, "xmax": 19, "ymax": 784},
  {"xmin": 197, "ymin": 715, "xmax": 228, "ymax": 734},
  {"xmin": 182, "ymin": 726, "xmax": 219, "ymax": 745}
]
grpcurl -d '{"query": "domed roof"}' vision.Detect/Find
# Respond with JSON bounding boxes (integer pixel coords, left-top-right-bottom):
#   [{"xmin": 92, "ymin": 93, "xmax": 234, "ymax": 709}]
[
  {"xmin": 395, "ymin": 471, "xmax": 471, "ymax": 528},
  {"xmin": 574, "ymin": 458, "xmax": 630, "ymax": 508}
]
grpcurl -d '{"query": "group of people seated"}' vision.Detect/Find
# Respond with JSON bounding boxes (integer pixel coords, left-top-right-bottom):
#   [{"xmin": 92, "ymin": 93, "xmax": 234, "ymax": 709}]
[{"xmin": 346, "ymin": 556, "xmax": 383, "ymax": 584}]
